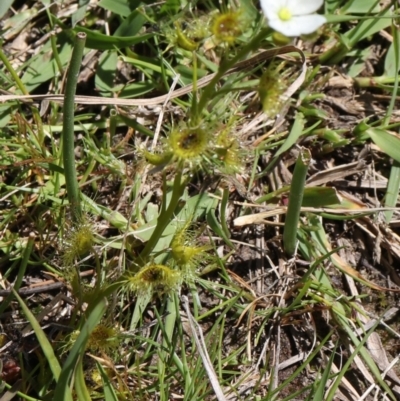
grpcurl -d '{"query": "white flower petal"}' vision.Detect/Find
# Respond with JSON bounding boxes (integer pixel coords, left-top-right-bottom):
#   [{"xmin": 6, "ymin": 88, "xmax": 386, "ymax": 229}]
[
  {"xmin": 268, "ymin": 14, "xmax": 326, "ymax": 37},
  {"xmin": 260, "ymin": 0, "xmax": 284, "ymax": 20},
  {"xmin": 287, "ymin": 0, "xmax": 324, "ymax": 16}
]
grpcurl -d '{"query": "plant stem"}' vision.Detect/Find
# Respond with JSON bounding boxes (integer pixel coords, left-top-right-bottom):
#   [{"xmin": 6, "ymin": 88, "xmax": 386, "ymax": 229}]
[
  {"xmin": 0, "ymin": 48, "xmax": 29, "ymax": 95},
  {"xmin": 62, "ymin": 32, "xmax": 86, "ymax": 222}
]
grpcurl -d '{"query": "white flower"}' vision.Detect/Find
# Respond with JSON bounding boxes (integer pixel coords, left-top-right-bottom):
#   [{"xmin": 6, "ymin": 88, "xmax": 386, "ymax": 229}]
[{"xmin": 260, "ymin": 0, "xmax": 326, "ymax": 37}]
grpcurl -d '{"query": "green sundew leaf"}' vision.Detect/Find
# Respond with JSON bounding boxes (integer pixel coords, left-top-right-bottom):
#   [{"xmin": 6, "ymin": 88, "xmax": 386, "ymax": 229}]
[
  {"xmin": 0, "ymin": 0, "xmax": 13, "ymax": 19},
  {"xmin": 385, "ymin": 41, "xmax": 400, "ymax": 77},
  {"xmin": 384, "ymin": 161, "xmax": 400, "ymax": 223},
  {"xmin": 2, "ymin": 8, "xmax": 37, "ymax": 38},
  {"xmin": 302, "ymin": 187, "xmax": 341, "ymax": 207},
  {"xmin": 95, "ymin": 50, "xmax": 118, "ymax": 95},
  {"xmin": 133, "ymin": 192, "xmax": 218, "ymax": 263},
  {"xmin": 12, "ymin": 290, "xmax": 65, "ymax": 390},
  {"xmin": 207, "ymin": 208, "xmax": 235, "ymax": 249},
  {"xmin": 21, "ymin": 38, "xmax": 73, "ymax": 92},
  {"xmin": 54, "ymin": 298, "xmax": 107, "ymax": 401},
  {"xmin": 160, "ymin": 0, "xmax": 180, "ymax": 14},
  {"xmin": 324, "ymin": 14, "xmax": 371, "ymax": 24},
  {"xmin": 347, "ymin": 47, "xmax": 374, "ymax": 77},
  {"xmin": 366, "ymin": 128, "xmax": 400, "ymax": 163},
  {"xmin": 274, "ymin": 112, "xmax": 305, "ymax": 159},
  {"xmin": 342, "ymin": 0, "xmax": 381, "ymax": 14},
  {"xmin": 118, "ymin": 81, "xmax": 156, "ymax": 98},
  {"xmin": 47, "ymin": 163, "xmax": 65, "ymax": 175},
  {"xmin": 114, "ymin": 10, "xmax": 147, "ymax": 37},
  {"xmin": 346, "ymin": 7, "xmax": 392, "ymax": 47},
  {"xmin": 325, "ymin": 0, "xmax": 345, "ymax": 14},
  {"xmin": 97, "ymin": 362, "xmax": 119, "ymax": 401},
  {"xmin": 0, "ymin": 105, "xmax": 12, "ymax": 128},
  {"xmin": 98, "ymin": 0, "xmax": 134, "ymax": 17},
  {"xmin": 175, "ymin": 65, "xmax": 208, "ymax": 85},
  {"xmin": 71, "ymin": 0, "xmax": 90, "ymax": 27},
  {"xmin": 220, "ymin": 188, "xmax": 232, "ymax": 242},
  {"xmin": 121, "ymin": 55, "xmax": 166, "ymax": 76},
  {"xmin": 238, "ymin": 0, "xmax": 258, "ymax": 20},
  {"xmin": 134, "ymin": 192, "xmax": 217, "ymax": 244},
  {"xmin": 130, "ymin": 290, "xmax": 152, "ymax": 331}
]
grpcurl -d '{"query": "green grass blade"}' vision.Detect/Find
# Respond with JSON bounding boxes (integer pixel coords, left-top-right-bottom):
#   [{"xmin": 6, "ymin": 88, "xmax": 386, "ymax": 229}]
[
  {"xmin": 12, "ymin": 290, "xmax": 62, "ymax": 380},
  {"xmin": 97, "ymin": 362, "xmax": 119, "ymax": 401},
  {"xmin": 366, "ymin": 128, "xmax": 400, "ymax": 163},
  {"xmin": 283, "ymin": 147, "xmax": 311, "ymax": 256},
  {"xmin": 312, "ymin": 343, "xmax": 337, "ymax": 401},
  {"xmin": 271, "ymin": 330, "xmax": 334, "ymax": 399},
  {"xmin": 158, "ymin": 294, "xmax": 178, "ymax": 401},
  {"xmin": 0, "ymin": 236, "xmax": 34, "ymax": 315},
  {"xmin": 383, "ymin": 21, "xmax": 400, "ymax": 224},
  {"xmin": 384, "ymin": 161, "xmax": 400, "ymax": 223},
  {"xmin": 207, "ymin": 206, "xmax": 235, "ymax": 249},
  {"xmin": 75, "ymin": 357, "xmax": 92, "ymax": 401},
  {"xmin": 53, "ymin": 298, "xmax": 107, "ymax": 401},
  {"xmin": 326, "ymin": 318, "xmax": 395, "ymax": 401}
]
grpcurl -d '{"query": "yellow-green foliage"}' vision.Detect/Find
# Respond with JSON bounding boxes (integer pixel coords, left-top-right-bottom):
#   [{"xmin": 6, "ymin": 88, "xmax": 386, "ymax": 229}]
[
  {"xmin": 211, "ymin": 11, "xmax": 245, "ymax": 44},
  {"xmin": 168, "ymin": 125, "xmax": 210, "ymax": 162},
  {"xmin": 126, "ymin": 264, "xmax": 182, "ymax": 299},
  {"xmin": 62, "ymin": 214, "xmax": 95, "ymax": 267},
  {"xmin": 258, "ymin": 63, "xmax": 287, "ymax": 118}
]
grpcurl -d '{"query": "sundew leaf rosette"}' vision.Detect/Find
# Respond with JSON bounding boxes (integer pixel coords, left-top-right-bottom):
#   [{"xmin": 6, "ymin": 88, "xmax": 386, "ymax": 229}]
[
  {"xmin": 211, "ymin": 11, "xmax": 246, "ymax": 44},
  {"xmin": 62, "ymin": 215, "xmax": 95, "ymax": 267},
  {"xmin": 171, "ymin": 220, "xmax": 212, "ymax": 279},
  {"xmin": 168, "ymin": 125, "xmax": 210, "ymax": 163},
  {"xmin": 125, "ymin": 264, "xmax": 183, "ymax": 301}
]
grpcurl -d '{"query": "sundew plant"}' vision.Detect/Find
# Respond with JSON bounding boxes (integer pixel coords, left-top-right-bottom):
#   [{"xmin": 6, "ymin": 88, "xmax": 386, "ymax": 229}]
[{"xmin": 2, "ymin": 0, "xmax": 400, "ymax": 400}]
